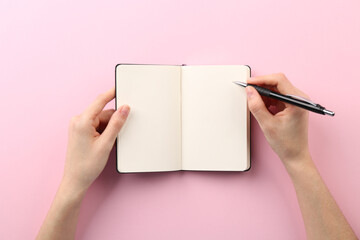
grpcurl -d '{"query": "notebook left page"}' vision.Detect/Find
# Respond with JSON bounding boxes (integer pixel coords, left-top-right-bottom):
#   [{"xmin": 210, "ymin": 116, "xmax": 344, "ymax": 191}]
[{"xmin": 116, "ymin": 65, "xmax": 182, "ymax": 172}]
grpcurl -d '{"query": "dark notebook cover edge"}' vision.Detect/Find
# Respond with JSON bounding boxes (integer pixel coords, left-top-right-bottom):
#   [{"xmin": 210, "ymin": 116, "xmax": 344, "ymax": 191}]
[{"xmin": 115, "ymin": 63, "xmax": 251, "ymax": 173}]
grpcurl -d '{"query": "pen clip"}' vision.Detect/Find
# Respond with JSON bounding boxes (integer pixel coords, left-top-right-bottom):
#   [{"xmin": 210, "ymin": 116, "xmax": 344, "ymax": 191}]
[{"xmin": 285, "ymin": 94, "xmax": 318, "ymax": 107}]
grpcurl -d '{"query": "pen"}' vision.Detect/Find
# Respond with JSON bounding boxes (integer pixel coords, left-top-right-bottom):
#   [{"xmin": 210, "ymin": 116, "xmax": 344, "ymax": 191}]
[{"xmin": 233, "ymin": 81, "xmax": 335, "ymax": 116}]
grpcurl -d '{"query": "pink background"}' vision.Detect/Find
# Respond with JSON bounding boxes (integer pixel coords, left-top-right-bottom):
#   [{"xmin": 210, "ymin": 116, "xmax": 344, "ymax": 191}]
[{"xmin": 1, "ymin": 0, "xmax": 359, "ymax": 239}]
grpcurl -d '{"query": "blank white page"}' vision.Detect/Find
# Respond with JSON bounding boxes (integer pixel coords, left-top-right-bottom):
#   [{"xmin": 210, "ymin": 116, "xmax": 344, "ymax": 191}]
[
  {"xmin": 116, "ymin": 65, "xmax": 182, "ymax": 172},
  {"xmin": 181, "ymin": 65, "xmax": 250, "ymax": 171}
]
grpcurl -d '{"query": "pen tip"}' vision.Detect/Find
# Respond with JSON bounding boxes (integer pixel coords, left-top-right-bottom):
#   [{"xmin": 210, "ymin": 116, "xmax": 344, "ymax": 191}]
[
  {"xmin": 324, "ymin": 109, "xmax": 335, "ymax": 116},
  {"xmin": 233, "ymin": 81, "xmax": 247, "ymax": 87}
]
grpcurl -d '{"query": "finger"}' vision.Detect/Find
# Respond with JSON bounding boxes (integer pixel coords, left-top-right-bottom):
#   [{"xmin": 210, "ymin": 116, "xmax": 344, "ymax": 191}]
[
  {"xmin": 248, "ymin": 73, "xmax": 290, "ymax": 85},
  {"xmin": 96, "ymin": 109, "xmax": 115, "ymax": 133},
  {"xmin": 99, "ymin": 109, "xmax": 115, "ymax": 124},
  {"xmin": 83, "ymin": 87, "xmax": 116, "ymax": 118},
  {"xmin": 246, "ymin": 86, "xmax": 273, "ymax": 127},
  {"xmin": 99, "ymin": 105, "xmax": 130, "ymax": 148},
  {"xmin": 247, "ymin": 73, "xmax": 296, "ymax": 95}
]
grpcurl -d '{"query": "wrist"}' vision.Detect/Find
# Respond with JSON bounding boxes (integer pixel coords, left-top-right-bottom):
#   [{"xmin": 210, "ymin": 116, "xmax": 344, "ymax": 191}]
[
  {"xmin": 58, "ymin": 177, "xmax": 88, "ymax": 204},
  {"xmin": 281, "ymin": 150, "xmax": 315, "ymax": 178}
]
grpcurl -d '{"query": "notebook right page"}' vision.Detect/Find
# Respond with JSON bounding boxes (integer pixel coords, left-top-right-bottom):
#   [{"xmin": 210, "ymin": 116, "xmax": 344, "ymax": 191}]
[{"xmin": 181, "ymin": 65, "xmax": 250, "ymax": 171}]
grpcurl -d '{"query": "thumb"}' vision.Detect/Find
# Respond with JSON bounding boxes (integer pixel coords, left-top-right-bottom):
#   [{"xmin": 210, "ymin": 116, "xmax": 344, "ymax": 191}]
[
  {"xmin": 99, "ymin": 105, "xmax": 130, "ymax": 148},
  {"xmin": 246, "ymin": 86, "xmax": 273, "ymax": 125}
]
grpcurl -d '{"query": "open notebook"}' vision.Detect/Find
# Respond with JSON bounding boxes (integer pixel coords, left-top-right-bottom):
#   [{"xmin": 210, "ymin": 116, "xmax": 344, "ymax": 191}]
[{"xmin": 115, "ymin": 64, "xmax": 250, "ymax": 172}]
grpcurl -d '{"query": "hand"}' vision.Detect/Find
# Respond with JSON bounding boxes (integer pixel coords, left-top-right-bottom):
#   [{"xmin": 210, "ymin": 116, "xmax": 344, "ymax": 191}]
[
  {"xmin": 246, "ymin": 73, "xmax": 310, "ymax": 166},
  {"xmin": 246, "ymin": 74, "xmax": 357, "ymax": 240},
  {"xmin": 63, "ymin": 87, "xmax": 130, "ymax": 193}
]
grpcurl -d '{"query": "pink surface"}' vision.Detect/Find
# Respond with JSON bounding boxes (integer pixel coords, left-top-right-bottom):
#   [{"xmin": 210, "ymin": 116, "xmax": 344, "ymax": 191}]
[{"xmin": 1, "ymin": 0, "xmax": 359, "ymax": 239}]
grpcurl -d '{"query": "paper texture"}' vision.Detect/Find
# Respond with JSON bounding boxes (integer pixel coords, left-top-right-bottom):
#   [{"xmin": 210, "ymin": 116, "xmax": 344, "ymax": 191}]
[
  {"xmin": 181, "ymin": 65, "xmax": 250, "ymax": 171},
  {"xmin": 116, "ymin": 65, "xmax": 182, "ymax": 172},
  {"xmin": 116, "ymin": 64, "xmax": 250, "ymax": 172}
]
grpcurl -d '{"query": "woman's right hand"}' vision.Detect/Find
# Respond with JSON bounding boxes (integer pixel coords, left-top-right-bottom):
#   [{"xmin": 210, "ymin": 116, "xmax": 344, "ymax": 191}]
[
  {"xmin": 246, "ymin": 73, "xmax": 358, "ymax": 240},
  {"xmin": 246, "ymin": 73, "xmax": 311, "ymax": 167}
]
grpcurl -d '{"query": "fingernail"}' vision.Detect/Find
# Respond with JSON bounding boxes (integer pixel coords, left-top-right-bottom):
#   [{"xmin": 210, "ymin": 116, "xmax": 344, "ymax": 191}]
[
  {"xmin": 246, "ymin": 87, "xmax": 253, "ymax": 99},
  {"xmin": 120, "ymin": 105, "xmax": 130, "ymax": 118}
]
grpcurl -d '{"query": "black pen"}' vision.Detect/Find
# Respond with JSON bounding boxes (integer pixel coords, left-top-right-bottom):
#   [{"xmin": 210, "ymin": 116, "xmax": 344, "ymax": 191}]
[{"xmin": 233, "ymin": 81, "xmax": 335, "ymax": 116}]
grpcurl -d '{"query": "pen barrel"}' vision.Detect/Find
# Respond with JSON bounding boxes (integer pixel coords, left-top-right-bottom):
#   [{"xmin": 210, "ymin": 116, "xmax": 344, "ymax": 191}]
[
  {"xmin": 269, "ymin": 92, "xmax": 325, "ymax": 115},
  {"xmin": 247, "ymin": 84, "xmax": 271, "ymax": 96},
  {"xmin": 247, "ymin": 84, "xmax": 330, "ymax": 115}
]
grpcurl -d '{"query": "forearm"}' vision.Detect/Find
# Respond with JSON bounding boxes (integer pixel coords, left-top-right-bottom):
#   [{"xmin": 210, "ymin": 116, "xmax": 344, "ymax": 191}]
[
  {"xmin": 36, "ymin": 179, "xmax": 86, "ymax": 240},
  {"xmin": 284, "ymin": 154, "xmax": 357, "ymax": 240}
]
